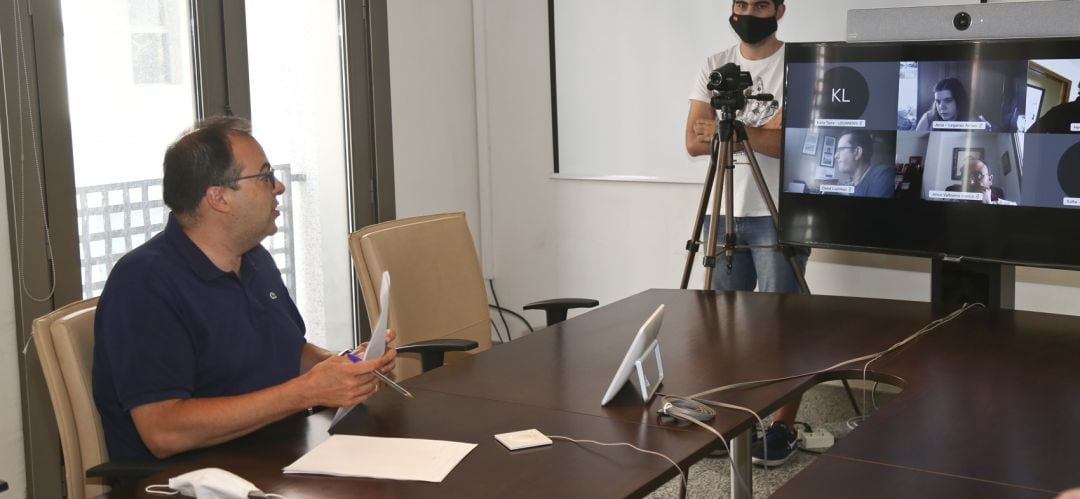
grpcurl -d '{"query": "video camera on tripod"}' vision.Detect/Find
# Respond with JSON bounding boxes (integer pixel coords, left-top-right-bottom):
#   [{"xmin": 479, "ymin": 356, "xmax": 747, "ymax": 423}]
[
  {"xmin": 706, "ymin": 62, "xmax": 774, "ymax": 114},
  {"xmin": 680, "ymin": 63, "xmax": 809, "ymax": 294}
]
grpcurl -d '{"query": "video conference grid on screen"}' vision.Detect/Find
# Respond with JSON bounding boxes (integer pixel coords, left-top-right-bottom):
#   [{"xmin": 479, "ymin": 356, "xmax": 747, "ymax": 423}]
[{"xmin": 782, "ymin": 57, "xmax": 1080, "ymax": 210}]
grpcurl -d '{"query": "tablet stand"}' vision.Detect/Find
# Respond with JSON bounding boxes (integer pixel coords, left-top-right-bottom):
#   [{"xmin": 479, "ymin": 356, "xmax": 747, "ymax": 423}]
[{"xmin": 628, "ymin": 339, "xmax": 664, "ymax": 403}]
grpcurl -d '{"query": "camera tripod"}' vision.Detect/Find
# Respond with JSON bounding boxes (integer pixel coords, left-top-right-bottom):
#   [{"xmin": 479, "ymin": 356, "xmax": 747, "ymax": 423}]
[{"xmin": 679, "ymin": 103, "xmax": 810, "ymax": 294}]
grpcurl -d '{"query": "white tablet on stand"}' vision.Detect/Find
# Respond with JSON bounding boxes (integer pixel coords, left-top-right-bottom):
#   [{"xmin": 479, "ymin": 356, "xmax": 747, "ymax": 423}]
[{"xmin": 600, "ymin": 304, "xmax": 665, "ymax": 406}]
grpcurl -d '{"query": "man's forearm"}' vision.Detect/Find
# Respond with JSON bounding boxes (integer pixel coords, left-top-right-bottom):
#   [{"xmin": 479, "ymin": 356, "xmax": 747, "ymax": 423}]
[
  {"xmin": 686, "ymin": 119, "xmax": 782, "ymax": 159},
  {"xmin": 300, "ymin": 341, "xmax": 334, "ymax": 374},
  {"xmin": 742, "ymin": 126, "xmax": 781, "ymax": 158},
  {"xmin": 688, "ymin": 140, "xmax": 712, "ymax": 157},
  {"xmin": 133, "ymin": 346, "xmax": 392, "ymax": 459},
  {"xmin": 132, "ymin": 377, "xmax": 313, "ymax": 459}
]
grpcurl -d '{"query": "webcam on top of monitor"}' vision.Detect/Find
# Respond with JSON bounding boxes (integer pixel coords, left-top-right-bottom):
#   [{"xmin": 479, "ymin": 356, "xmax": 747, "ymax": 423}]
[{"xmin": 847, "ymin": 2, "xmax": 1080, "ymax": 43}]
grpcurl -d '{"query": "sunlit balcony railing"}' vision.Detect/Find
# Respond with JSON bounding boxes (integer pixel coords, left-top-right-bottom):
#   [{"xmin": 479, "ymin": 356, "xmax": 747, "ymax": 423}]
[{"xmin": 75, "ymin": 165, "xmax": 298, "ymax": 298}]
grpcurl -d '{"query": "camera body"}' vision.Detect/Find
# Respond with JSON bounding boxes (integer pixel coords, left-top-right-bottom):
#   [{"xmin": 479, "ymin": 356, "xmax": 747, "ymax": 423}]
[
  {"xmin": 953, "ymin": 11, "xmax": 971, "ymax": 31},
  {"xmin": 707, "ymin": 63, "xmax": 753, "ymax": 94},
  {"xmin": 707, "ymin": 63, "xmax": 772, "ymax": 114},
  {"xmin": 707, "ymin": 63, "xmax": 753, "ymax": 113}
]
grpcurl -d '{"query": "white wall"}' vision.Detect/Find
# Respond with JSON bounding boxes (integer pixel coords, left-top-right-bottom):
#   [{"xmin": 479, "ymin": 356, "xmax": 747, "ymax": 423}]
[
  {"xmin": 0, "ymin": 131, "xmax": 27, "ymax": 497},
  {"xmin": 389, "ymin": 0, "xmax": 1080, "ymax": 334},
  {"xmin": 386, "ymin": 0, "xmax": 481, "ymax": 235}
]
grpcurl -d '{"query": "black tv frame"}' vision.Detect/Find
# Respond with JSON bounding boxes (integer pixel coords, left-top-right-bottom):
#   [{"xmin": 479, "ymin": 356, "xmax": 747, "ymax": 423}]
[{"xmin": 779, "ymin": 38, "xmax": 1080, "ymax": 307}]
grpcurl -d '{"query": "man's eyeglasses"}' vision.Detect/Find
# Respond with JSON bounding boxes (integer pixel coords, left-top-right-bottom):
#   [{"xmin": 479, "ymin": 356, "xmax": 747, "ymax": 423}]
[
  {"xmin": 968, "ymin": 172, "xmax": 987, "ymax": 180},
  {"xmin": 227, "ymin": 168, "xmax": 278, "ymax": 187}
]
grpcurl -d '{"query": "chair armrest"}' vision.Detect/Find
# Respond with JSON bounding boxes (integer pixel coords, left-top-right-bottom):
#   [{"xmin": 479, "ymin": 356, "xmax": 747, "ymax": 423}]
[
  {"xmin": 523, "ymin": 298, "xmax": 600, "ymax": 325},
  {"xmin": 396, "ymin": 339, "xmax": 479, "ymax": 354},
  {"xmin": 396, "ymin": 339, "xmax": 479, "ymax": 372},
  {"xmin": 86, "ymin": 459, "xmax": 171, "ymax": 478}
]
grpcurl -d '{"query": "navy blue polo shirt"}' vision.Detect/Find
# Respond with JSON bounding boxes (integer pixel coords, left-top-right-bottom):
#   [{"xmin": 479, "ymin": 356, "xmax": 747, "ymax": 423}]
[{"xmin": 93, "ymin": 214, "xmax": 306, "ymax": 460}]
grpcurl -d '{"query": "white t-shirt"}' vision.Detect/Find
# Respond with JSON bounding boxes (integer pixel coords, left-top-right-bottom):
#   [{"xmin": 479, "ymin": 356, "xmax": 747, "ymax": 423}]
[{"xmin": 689, "ymin": 43, "xmax": 784, "ymax": 217}]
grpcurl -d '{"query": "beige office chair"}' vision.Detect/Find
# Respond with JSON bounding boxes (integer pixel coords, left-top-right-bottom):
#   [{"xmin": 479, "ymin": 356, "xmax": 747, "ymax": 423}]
[
  {"xmin": 349, "ymin": 212, "xmax": 599, "ymax": 380},
  {"xmin": 33, "ymin": 298, "xmax": 164, "ymax": 498},
  {"xmin": 350, "ymin": 212, "xmax": 490, "ymax": 380},
  {"xmin": 32, "ymin": 297, "xmax": 107, "ymax": 499}
]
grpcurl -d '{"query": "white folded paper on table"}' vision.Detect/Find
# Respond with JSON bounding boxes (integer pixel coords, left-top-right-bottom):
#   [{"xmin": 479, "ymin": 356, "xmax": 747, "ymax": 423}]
[{"xmin": 283, "ymin": 435, "xmax": 477, "ymax": 482}]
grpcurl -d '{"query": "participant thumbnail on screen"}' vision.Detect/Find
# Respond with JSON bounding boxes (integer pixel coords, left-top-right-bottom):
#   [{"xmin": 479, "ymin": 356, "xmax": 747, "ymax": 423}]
[
  {"xmin": 914, "ymin": 131, "xmax": 1019, "ymax": 205},
  {"xmin": 1020, "ymin": 133, "xmax": 1080, "ymax": 209},
  {"xmin": 896, "ymin": 60, "xmax": 1026, "ymax": 133},
  {"xmin": 783, "ymin": 129, "xmax": 898, "ymax": 198},
  {"xmin": 785, "ymin": 62, "xmax": 899, "ymax": 130},
  {"xmin": 1024, "ymin": 59, "xmax": 1080, "ymax": 134}
]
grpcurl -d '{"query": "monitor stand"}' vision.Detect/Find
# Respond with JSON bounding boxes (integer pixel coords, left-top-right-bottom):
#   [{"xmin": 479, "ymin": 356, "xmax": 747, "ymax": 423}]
[{"xmin": 931, "ymin": 257, "xmax": 1015, "ymax": 309}]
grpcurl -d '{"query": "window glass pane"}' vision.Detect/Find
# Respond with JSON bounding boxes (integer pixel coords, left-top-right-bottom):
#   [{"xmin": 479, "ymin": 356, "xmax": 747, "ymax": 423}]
[
  {"xmin": 131, "ymin": 33, "xmax": 175, "ymax": 84},
  {"xmin": 246, "ymin": 1, "xmax": 352, "ymax": 350},
  {"xmin": 128, "ymin": 0, "xmax": 166, "ymax": 26},
  {"xmin": 61, "ymin": 0, "xmax": 196, "ymax": 298}
]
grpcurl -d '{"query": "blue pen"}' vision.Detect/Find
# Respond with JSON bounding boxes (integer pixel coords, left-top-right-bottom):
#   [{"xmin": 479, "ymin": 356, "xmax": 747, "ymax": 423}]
[{"xmin": 340, "ymin": 349, "xmax": 414, "ymax": 398}]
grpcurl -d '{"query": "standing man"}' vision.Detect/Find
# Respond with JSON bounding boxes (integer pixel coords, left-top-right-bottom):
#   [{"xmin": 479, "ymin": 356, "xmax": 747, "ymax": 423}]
[
  {"xmin": 834, "ymin": 130, "xmax": 896, "ymax": 198},
  {"xmin": 94, "ymin": 117, "xmax": 397, "ymax": 460},
  {"xmin": 685, "ymin": 0, "xmax": 805, "ymax": 467}
]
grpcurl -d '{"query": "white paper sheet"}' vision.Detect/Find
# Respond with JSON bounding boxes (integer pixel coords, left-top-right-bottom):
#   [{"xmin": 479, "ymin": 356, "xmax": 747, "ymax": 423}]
[
  {"xmin": 283, "ymin": 435, "xmax": 477, "ymax": 482},
  {"xmin": 362, "ymin": 271, "xmax": 391, "ymax": 361},
  {"xmin": 330, "ymin": 271, "xmax": 392, "ymax": 427}
]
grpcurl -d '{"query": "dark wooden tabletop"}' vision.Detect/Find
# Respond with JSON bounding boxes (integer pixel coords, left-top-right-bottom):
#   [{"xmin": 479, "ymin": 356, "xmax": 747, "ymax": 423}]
[
  {"xmin": 118, "ymin": 289, "xmax": 1080, "ymax": 497},
  {"xmin": 409, "ymin": 289, "xmax": 940, "ymax": 424},
  {"xmin": 128, "ymin": 390, "xmax": 710, "ymax": 498},
  {"xmin": 783, "ymin": 305, "xmax": 1080, "ymax": 496}
]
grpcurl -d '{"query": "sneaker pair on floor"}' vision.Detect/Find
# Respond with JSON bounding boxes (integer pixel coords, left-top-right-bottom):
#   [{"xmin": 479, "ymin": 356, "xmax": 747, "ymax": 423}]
[
  {"xmin": 707, "ymin": 421, "xmax": 797, "ymax": 467},
  {"xmin": 751, "ymin": 421, "xmax": 798, "ymax": 467}
]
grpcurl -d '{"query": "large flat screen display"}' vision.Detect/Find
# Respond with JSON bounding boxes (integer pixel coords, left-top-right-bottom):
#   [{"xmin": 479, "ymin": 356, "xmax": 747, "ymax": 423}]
[{"xmin": 780, "ymin": 38, "xmax": 1080, "ymax": 269}]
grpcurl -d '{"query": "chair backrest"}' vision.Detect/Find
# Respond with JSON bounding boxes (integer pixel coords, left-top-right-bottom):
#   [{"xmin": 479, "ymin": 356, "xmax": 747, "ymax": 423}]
[
  {"xmin": 32, "ymin": 297, "xmax": 108, "ymax": 499},
  {"xmin": 349, "ymin": 212, "xmax": 492, "ymax": 380}
]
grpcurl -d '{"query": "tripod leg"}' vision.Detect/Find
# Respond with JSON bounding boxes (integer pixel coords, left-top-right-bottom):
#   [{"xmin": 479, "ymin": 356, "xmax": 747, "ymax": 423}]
[
  {"xmin": 723, "ymin": 145, "xmax": 737, "ymax": 274},
  {"xmin": 681, "ymin": 135, "xmax": 721, "ymax": 289},
  {"xmin": 704, "ymin": 138, "xmax": 730, "ymax": 290},
  {"xmin": 739, "ymin": 137, "xmax": 811, "ymax": 294}
]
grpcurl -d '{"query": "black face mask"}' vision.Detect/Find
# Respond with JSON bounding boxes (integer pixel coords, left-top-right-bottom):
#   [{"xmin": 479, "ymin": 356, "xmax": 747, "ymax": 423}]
[{"xmin": 729, "ymin": 13, "xmax": 777, "ymax": 45}]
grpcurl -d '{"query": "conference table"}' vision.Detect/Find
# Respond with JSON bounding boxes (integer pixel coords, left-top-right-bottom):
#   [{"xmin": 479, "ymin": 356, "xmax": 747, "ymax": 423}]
[
  {"xmin": 770, "ymin": 299, "xmax": 1080, "ymax": 498},
  {"xmin": 118, "ymin": 289, "xmax": 1080, "ymax": 498}
]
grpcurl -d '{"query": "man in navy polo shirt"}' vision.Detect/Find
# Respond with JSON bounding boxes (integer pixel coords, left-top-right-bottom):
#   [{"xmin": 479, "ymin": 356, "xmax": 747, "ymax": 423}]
[{"xmin": 93, "ymin": 117, "xmax": 396, "ymax": 460}]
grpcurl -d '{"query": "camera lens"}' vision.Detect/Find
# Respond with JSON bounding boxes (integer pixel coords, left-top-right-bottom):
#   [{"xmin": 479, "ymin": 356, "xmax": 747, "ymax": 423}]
[{"xmin": 954, "ymin": 12, "xmax": 971, "ymax": 31}]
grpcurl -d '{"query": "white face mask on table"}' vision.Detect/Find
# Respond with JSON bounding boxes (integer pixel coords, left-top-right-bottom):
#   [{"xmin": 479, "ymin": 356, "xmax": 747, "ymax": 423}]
[{"xmin": 145, "ymin": 467, "xmax": 286, "ymax": 499}]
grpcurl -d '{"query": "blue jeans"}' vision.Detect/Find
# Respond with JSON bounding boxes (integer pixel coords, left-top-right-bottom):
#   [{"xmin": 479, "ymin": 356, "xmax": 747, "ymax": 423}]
[{"xmin": 702, "ymin": 216, "xmax": 809, "ymax": 293}]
